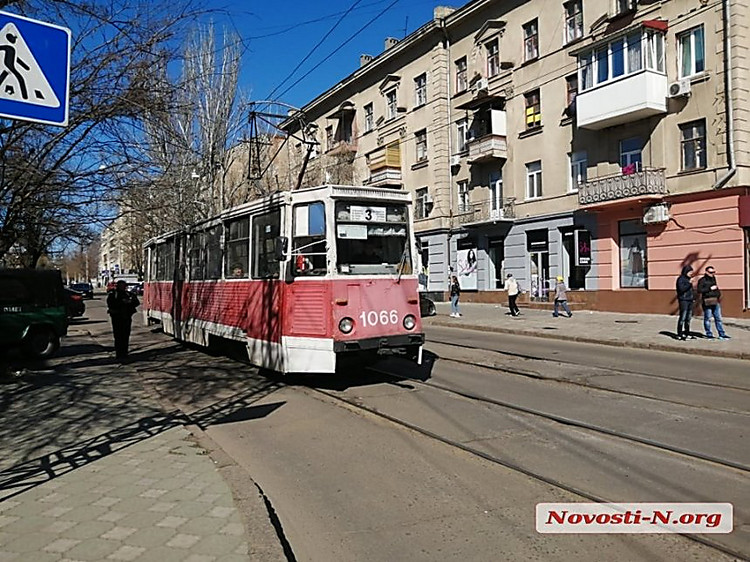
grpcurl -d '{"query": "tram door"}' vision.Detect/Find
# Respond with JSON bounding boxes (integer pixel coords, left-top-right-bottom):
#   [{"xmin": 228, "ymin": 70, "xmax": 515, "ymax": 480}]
[{"xmin": 172, "ymin": 235, "xmax": 186, "ymax": 339}]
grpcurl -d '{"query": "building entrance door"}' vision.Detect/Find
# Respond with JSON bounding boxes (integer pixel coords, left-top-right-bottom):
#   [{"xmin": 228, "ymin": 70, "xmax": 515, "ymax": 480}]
[
  {"xmin": 488, "ymin": 238, "xmax": 504, "ymax": 289},
  {"xmin": 529, "ymin": 251, "xmax": 550, "ymax": 302}
]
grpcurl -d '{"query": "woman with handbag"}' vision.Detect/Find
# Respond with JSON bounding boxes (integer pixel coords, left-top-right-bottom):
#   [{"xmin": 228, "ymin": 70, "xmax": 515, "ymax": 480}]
[{"xmin": 697, "ymin": 266, "xmax": 731, "ymax": 340}]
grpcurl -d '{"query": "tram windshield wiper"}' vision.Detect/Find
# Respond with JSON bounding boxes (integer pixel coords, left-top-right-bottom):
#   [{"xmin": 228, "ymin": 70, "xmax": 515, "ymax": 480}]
[{"xmin": 396, "ymin": 240, "xmax": 409, "ymax": 283}]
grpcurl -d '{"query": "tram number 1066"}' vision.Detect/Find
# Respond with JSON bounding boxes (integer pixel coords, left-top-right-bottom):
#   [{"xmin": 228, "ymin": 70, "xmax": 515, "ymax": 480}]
[{"xmin": 359, "ymin": 310, "xmax": 399, "ymax": 327}]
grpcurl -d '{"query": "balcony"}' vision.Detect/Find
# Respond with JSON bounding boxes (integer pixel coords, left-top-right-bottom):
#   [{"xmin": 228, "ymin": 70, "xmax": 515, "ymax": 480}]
[
  {"xmin": 467, "ymin": 134, "xmax": 508, "ymax": 163},
  {"xmin": 367, "ymin": 143, "xmax": 401, "ymax": 187},
  {"xmin": 578, "ymin": 168, "xmax": 667, "ymax": 206},
  {"xmin": 456, "ymin": 197, "xmax": 515, "ymax": 225},
  {"xmin": 576, "ymin": 70, "xmax": 668, "ymax": 130}
]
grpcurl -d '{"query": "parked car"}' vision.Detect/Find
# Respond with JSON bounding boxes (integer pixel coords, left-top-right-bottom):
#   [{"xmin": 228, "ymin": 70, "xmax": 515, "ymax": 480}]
[
  {"xmin": 0, "ymin": 269, "xmax": 68, "ymax": 358},
  {"xmin": 69, "ymin": 282, "xmax": 94, "ymax": 299},
  {"xmin": 419, "ymin": 293, "xmax": 436, "ymax": 317},
  {"xmin": 64, "ymin": 288, "xmax": 86, "ymax": 318}
]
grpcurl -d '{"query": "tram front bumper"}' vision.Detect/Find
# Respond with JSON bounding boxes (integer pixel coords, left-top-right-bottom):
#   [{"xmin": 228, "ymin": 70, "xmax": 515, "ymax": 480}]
[{"xmin": 334, "ymin": 333, "xmax": 425, "ymax": 354}]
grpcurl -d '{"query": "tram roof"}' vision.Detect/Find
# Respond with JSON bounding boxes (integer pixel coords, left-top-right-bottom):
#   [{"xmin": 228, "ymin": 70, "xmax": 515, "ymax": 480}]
[{"xmin": 144, "ymin": 184, "xmax": 412, "ymax": 246}]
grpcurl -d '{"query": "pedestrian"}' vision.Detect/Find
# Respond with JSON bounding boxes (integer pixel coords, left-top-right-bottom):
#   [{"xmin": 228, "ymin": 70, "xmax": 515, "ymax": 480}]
[
  {"xmin": 449, "ymin": 275, "xmax": 461, "ymax": 318},
  {"xmin": 504, "ymin": 273, "xmax": 520, "ymax": 316},
  {"xmin": 675, "ymin": 265, "xmax": 695, "ymax": 340},
  {"xmin": 552, "ymin": 276, "xmax": 572, "ymax": 318},
  {"xmin": 697, "ymin": 265, "xmax": 731, "ymax": 340},
  {"xmin": 107, "ymin": 280, "xmax": 140, "ymax": 360}
]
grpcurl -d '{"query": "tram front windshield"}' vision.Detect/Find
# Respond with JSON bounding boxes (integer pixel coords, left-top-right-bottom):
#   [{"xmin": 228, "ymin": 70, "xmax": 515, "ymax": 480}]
[{"xmin": 335, "ymin": 201, "xmax": 412, "ymax": 275}]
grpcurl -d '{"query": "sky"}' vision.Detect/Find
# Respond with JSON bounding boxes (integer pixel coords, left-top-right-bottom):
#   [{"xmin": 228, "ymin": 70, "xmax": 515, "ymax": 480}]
[{"xmin": 210, "ymin": 0, "xmax": 450, "ymax": 110}]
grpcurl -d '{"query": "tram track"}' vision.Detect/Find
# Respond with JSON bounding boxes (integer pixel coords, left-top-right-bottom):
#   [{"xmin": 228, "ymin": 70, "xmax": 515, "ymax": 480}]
[
  {"xmin": 425, "ymin": 339, "xmax": 750, "ymax": 416},
  {"xmin": 307, "ymin": 379, "xmax": 749, "ymax": 562},
  {"xmin": 427, "ymin": 337, "xmax": 750, "ymax": 393}
]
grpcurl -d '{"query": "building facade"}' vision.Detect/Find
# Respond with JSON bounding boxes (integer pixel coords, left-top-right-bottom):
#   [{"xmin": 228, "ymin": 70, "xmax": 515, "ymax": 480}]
[{"xmin": 283, "ymin": 0, "xmax": 750, "ymax": 317}]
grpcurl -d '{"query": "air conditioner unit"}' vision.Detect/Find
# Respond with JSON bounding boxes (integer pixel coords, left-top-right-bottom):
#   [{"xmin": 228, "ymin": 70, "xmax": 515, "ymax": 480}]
[
  {"xmin": 473, "ymin": 77, "xmax": 488, "ymax": 92},
  {"xmin": 668, "ymin": 78, "xmax": 691, "ymax": 98},
  {"xmin": 450, "ymin": 155, "xmax": 461, "ymax": 167},
  {"xmin": 424, "ymin": 194, "xmax": 434, "ymax": 204},
  {"xmin": 643, "ymin": 203, "xmax": 670, "ymax": 224}
]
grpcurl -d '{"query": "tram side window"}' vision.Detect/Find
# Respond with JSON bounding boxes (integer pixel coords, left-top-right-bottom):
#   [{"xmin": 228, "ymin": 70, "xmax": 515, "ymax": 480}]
[
  {"xmin": 293, "ymin": 202, "xmax": 327, "ymax": 275},
  {"xmin": 225, "ymin": 218, "xmax": 249, "ymax": 278},
  {"xmin": 206, "ymin": 226, "xmax": 222, "ymax": 280},
  {"xmin": 252, "ymin": 210, "xmax": 281, "ymax": 279},
  {"xmin": 189, "ymin": 232, "xmax": 206, "ymax": 280},
  {"xmin": 156, "ymin": 240, "xmax": 175, "ymax": 281},
  {"xmin": 148, "ymin": 247, "xmax": 157, "ymax": 281}
]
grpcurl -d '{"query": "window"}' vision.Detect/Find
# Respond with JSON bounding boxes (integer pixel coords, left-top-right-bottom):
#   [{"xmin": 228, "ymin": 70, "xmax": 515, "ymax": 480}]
[
  {"xmin": 569, "ymin": 151, "xmax": 587, "ymax": 192},
  {"xmin": 457, "ymin": 118, "xmax": 468, "ymax": 152},
  {"xmin": 206, "ymin": 226, "xmax": 222, "ymax": 279},
  {"xmin": 620, "ymin": 137, "xmax": 643, "ymax": 172},
  {"xmin": 455, "ymin": 57, "xmax": 468, "ymax": 92},
  {"xmin": 578, "ymin": 31, "xmax": 661, "ymax": 92},
  {"xmin": 325, "ymin": 126, "xmax": 333, "ymax": 151},
  {"xmin": 293, "ymin": 202, "xmax": 327, "ymax": 276},
  {"xmin": 386, "ymin": 89, "xmax": 398, "ymax": 120},
  {"xmin": 680, "ymin": 120, "xmax": 707, "ymax": 170},
  {"xmin": 523, "ymin": 19, "xmax": 539, "ymax": 61},
  {"xmin": 252, "ymin": 210, "xmax": 281, "ymax": 279},
  {"xmin": 415, "ymin": 187, "xmax": 430, "ymax": 219},
  {"xmin": 564, "ymin": 1, "xmax": 583, "ymax": 44},
  {"xmin": 364, "ymin": 103, "xmax": 374, "ymax": 132},
  {"xmin": 188, "ymin": 232, "xmax": 205, "ymax": 280},
  {"xmin": 678, "ymin": 26, "xmax": 705, "ymax": 78},
  {"xmin": 525, "ymin": 90, "xmax": 541, "ymax": 129},
  {"xmin": 337, "ymin": 113, "xmax": 353, "ymax": 143},
  {"xmin": 565, "ymin": 74, "xmax": 578, "ymax": 110},
  {"xmin": 416, "ymin": 129, "xmax": 428, "ymax": 162},
  {"xmin": 487, "ymin": 40, "xmax": 500, "ymax": 77},
  {"xmin": 457, "ymin": 180, "xmax": 470, "ymax": 212},
  {"xmin": 619, "ymin": 219, "xmax": 647, "ymax": 288},
  {"xmin": 414, "ymin": 73, "xmax": 427, "ymax": 106},
  {"xmin": 225, "ymin": 218, "xmax": 249, "ymax": 278},
  {"xmin": 526, "ymin": 161, "xmax": 542, "ymax": 199}
]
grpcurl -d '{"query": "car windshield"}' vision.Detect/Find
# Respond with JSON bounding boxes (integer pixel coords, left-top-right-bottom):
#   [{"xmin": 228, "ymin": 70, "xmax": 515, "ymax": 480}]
[{"xmin": 335, "ymin": 201, "xmax": 412, "ymax": 275}]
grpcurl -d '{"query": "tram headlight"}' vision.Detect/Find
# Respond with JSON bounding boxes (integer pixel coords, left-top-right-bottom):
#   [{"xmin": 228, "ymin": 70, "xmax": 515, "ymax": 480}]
[
  {"xmin": 339, "ymin": 317, "xmax": 354, "ymax": 334},
  {"xmin": 403, "ymin": 314, "xmax": 416, "ymax": 330}
]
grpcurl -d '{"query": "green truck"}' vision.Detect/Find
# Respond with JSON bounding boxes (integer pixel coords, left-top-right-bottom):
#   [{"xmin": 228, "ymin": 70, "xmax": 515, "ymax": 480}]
[{"xmin": 0, "ymin": 269, "xmax": 69, "ymax": 358}]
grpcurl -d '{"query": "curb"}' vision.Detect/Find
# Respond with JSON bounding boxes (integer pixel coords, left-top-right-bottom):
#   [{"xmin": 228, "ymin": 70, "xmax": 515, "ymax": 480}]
[{"xmin": 426, "ymin": 318, "xmax": 750, "ymax": 361}]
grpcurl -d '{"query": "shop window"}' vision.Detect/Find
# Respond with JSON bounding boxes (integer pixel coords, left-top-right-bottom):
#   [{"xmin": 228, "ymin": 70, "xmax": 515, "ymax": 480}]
[{"xmin": 619, "ymin": 219, "xmax": 647, "ymax": 288}]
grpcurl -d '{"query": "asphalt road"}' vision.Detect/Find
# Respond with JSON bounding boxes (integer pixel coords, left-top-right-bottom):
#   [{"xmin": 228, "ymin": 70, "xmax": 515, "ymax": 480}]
[{"xmin": 34, "ymin": 299, "xmax": 747, "ymax": 561}]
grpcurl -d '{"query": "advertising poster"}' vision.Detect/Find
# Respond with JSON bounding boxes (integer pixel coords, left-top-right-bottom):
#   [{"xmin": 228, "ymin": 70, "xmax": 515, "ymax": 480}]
[{"xmin": 456, "ymin": 248, "xmax": 478, "ymax": 290}]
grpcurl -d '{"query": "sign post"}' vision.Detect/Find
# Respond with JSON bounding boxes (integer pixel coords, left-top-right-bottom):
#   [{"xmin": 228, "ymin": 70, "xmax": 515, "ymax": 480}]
[{"xmin": 0, "ymin": 11, "xmax": 71, "ymax": 127}]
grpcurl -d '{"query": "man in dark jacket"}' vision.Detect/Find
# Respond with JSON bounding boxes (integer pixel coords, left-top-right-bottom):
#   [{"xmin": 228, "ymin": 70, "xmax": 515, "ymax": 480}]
[
  {"xmin": 697, "ymin": 266, "xmax": 730, "ymax": 340},
  {"xmin": 107, "ymin": 280, "xmax": 140, "ymax": 360},
  {"xmin": 675, "ymin": 265, "xmax": 694, "ymax": 340}
]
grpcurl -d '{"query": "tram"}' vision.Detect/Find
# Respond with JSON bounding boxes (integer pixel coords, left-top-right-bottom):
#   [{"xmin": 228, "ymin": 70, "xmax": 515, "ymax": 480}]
[{"xmin": 143, "ymin": 184, "xmax": 425, "ymax": 374}]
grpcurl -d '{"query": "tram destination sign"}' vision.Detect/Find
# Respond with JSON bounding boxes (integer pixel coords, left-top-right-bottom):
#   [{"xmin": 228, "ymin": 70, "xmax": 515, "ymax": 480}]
[{"xmin": 350, "ymin": 205, "xmax": 386, "ymax": 222}]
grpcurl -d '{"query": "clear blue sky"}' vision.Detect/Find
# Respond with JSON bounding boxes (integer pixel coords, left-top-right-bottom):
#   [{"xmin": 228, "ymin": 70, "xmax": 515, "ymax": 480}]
[{"xmin": 210, "ymin": 0, "xmax": 449, "ymax": 109}]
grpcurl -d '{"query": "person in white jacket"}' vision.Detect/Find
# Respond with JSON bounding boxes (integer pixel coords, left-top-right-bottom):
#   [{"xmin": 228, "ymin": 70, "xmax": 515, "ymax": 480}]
[{"xmin": 504, "ymin": 273, "xmax": 520, "ymax": 317}]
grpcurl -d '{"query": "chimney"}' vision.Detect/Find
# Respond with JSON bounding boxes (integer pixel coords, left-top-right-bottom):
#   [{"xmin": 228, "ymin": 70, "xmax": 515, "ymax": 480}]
[
  {"xmin": 360, "ymin": 54, "xmax": 373, "ymax": 67},
  {"xmin": 434, "ymin": 6, "xmax": 456, "ymax": 20},
  {"xmin": 384, "ymin": 37, "xmax": 399, "ymax": 51}
]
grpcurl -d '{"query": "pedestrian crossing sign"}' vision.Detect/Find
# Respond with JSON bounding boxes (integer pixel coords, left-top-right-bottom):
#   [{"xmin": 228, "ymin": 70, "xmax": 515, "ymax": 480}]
[{"xmin": 0, "ymin": 11, "xmax": 70, "ymax": 127}]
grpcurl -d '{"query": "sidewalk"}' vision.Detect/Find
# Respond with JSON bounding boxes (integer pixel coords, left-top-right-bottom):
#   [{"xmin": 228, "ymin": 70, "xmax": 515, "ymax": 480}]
[
  {"xmin": 426, "ymin": 302, "xmax": 750, "ymax": 360},
  {"xmin": 0, "ymin": 303, "xmax": 286, "ymax": 561}
]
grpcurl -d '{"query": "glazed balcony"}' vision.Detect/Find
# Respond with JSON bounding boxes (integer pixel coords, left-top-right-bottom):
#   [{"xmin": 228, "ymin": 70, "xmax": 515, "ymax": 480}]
[
  {"xmin": 578, "ymin": 168, "xmax": 667, "ymax": 206},
  {"xmin": 456, "ymin": 197, "xmax": 515, "ymax": 225},
  {"xmin": 367, "ymin": 143, "xmax": 401, "ymax": 187},
  {"xmin": 576, "ymin": 70, "xmax": 668, "ymax": 130}
]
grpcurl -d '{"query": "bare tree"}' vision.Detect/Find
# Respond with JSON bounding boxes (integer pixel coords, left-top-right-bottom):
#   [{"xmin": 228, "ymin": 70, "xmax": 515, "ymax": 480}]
[{"xmin": 0, "ymin": 0, "xmax": 205, "ymax": 266}]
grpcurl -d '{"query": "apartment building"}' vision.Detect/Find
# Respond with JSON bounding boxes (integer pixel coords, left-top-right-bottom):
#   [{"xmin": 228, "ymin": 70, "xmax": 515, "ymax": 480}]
[
  {"xmin": 282, "ymin": 0, "xmax": 750, "ymax": 317},
  {"xmin": 98, "ymin": 214, "xmax": 143, "ymax": 286}
]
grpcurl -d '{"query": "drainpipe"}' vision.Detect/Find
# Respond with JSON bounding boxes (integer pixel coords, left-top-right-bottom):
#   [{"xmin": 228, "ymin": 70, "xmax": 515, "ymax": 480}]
[{"xmin": 714, "ymin": 0, "xmax": 736, "ymax": 189}]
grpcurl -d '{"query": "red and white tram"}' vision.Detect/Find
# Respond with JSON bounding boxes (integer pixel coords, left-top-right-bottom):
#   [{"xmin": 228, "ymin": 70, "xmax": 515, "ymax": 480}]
[{"xmin": 143, "ymin": 184, "xmax": 424, "ymax": 374}]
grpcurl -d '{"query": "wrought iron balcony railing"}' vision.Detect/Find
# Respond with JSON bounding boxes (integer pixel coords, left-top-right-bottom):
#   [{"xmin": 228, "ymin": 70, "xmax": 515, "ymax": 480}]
[
  {"xmin": 456, "ymin": 197, "xmax": 515, "ymax": 225},
  {"xmin": 578, "ymin": 168, "xmax": 667, "ymax": 205}
]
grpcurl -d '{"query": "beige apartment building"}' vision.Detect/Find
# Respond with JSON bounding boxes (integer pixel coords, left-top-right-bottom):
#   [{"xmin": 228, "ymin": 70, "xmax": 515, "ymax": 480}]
[{"xmin": 283, "ymin": 0, "xmax": 750, "ymax": 317}]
